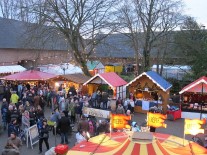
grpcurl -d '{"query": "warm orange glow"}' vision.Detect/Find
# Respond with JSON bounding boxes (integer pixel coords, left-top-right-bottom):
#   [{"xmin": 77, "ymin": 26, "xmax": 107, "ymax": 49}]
[
  {"xmin": 147, "ymin": 112, "xmax": 167, "ymax": 128},
  {"xmin": 110, "ymin": 114, "xmax": 131, "ymax": 129},
  {"xmin": 184, "ymin": 119, "xmax": 206, "ymax": 135}
]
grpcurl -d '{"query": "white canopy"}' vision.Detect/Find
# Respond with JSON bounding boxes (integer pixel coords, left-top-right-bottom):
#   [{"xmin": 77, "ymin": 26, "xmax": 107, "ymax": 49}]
[
  {"xmin": 0, "ymin": 65, "xmax": 26, "ymax": 74},
  {"xmin": 38, "ymin": 63, "xmax": 83, "ymax": 75}
]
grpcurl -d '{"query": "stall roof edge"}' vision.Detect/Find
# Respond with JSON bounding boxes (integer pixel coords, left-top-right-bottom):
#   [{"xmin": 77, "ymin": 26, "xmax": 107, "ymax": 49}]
[
  {"xmin": 83, "ymin": 72, "xmax": 127, "ymax": 87},
  {"xmin": 126, "ymin": 71, "xmax": 172, "ymax": 92}
]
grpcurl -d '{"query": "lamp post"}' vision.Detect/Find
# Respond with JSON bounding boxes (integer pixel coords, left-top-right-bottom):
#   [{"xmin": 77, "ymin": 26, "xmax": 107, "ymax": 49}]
[{"xmin": 60, "ymin": 63, "xmax": 69, "ymax": 75}]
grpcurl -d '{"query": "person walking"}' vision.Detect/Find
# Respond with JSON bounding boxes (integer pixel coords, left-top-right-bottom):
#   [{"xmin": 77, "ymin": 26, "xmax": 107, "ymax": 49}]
[
  {"xmin": 38, "ymin": 119, "xmax": 50, "ymax": 154},
  {"xmin": 74, "ymin": 100, "xmax": 81, "ymax": 123},
  {"xmin": 10, "ymin": 91, "xmax": 19, "ymax": 106},
  {"xmin": 68, "ymin": 98, "xmax": 76, "ymax": 124},
  {"xmin": 77, "ymin": 115, "xmax": 89, "ymax": 133},
  {"xmin": 8, "ymin": 119, "xmax": 20, "ymax": 137},
  {"xmin": 7, "ymin": 132, "xmax": 22, "ymax": 149},
  {"xmin": 2, "ymin": 142, "xmax": 20, "ymax": 155},
  {"xmin": 101, "ymin": 91, "xmax": 108, "ymax": 109},
  {"xmin": 116, "ymin": 104, "xmax": 125, "ymax": 115},
  {"xmin": 1, "ymin": 98, "xmax": 8, "ymax": 130},
  {"xmin": 57, "ymin": 112, "xmax": 71, "ymax": 144},
  {"xmin": 58, "ymin": 93, "xmax": 66, "ymax": 112},
  {"xmin": 21, "ymin": 110, "xmax": 30, "ymax": 130}
]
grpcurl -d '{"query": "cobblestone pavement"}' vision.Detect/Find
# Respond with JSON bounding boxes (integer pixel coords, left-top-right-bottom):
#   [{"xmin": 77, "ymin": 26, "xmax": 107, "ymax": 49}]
[{"xmin": 0, "ymin": 108, "xmax": 199, "ymax": 155}]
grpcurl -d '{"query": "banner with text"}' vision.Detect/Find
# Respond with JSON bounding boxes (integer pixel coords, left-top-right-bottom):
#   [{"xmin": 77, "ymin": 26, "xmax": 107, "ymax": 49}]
[
  {"xmin": 110, "ymin": 114, "xmax": 131, "ymax": 129},
  {"xmin": 83, "ymin": 107, "xmax": 111, "ymax": 118},
  {"xmin": 147, "ymin": 112, "xmax": 167, "ymax": 128},
  {"xmin": 184, "ymin": 119, "xmax": 206, "ymax": 135}
]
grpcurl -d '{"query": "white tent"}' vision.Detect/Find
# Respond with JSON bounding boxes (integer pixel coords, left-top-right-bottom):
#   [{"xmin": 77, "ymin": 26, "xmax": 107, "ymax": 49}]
[
  {"xmin": 38, "ymin": 63, "xmax": 83, "ymax": 75},
  {"xmin": 151, "ymin": 65, "xmax": 191, "ymax": 80},
  {"xmin": 0, "ymin": 65, "xmax": 26, "ymax": 74}
]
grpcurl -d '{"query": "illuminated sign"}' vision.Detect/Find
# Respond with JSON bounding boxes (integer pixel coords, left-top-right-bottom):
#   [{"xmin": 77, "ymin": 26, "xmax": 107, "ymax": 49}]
[
  {"xmin": 184, "ymin": 119, "xmax": 206, "ymax": 135},
  {"xmin": 147, "ymin": 112, "xmax": 167, "ymax": 128},
  {"xmin": 110, "ymin": 114, "xmax": 131, "ymax": 129}
]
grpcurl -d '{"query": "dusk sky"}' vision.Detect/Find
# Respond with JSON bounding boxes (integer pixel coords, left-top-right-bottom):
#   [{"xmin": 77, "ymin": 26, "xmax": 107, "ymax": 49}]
[{"xmin": 183, "ymin": 0, "xmax": 207, "ymax": 26}]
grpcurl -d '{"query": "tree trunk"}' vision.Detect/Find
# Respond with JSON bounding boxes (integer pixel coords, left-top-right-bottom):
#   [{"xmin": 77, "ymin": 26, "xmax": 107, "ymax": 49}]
[
  {"xmin": 143, "ymin": 49, "xmax": 150, "ymax": 71},
  {"xmin": 81, "ymin": 62, "xmax": 91, "ymax": 76}
]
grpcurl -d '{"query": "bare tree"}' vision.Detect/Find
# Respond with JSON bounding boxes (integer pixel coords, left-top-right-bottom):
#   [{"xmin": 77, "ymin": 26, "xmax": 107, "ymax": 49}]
[
  {"xmin": 118, "ymin": 1, "xmax": 142, "ymax": 75},
  {"xmin": 0, "ymin": 0, "xmax": 35, "ymax": 22},
  {"xmin": 119, "ymin": 0, "xmax": 184, "ymax": 72},
  {"xmin": 24, "ymin": 0, "xmax": 119, "ymax": 76},
  {"xmin": 0, "ymin": 0, "xmax": 17, "ymax": 19}
]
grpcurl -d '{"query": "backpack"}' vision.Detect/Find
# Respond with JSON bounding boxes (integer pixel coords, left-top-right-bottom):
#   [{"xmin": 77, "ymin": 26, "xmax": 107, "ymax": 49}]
[
  {"xmin": 37, "ymin": 119, "xmax": 43, "ymax": 131},
  {"xmin": 88, "ymin": 120, "xmax": 94, "ymax": 135}
]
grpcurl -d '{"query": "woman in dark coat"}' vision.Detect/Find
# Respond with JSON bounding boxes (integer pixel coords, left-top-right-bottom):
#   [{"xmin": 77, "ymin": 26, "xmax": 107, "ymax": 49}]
[{"xmin": 38, "ymin": 119, "xmax": 50, "ymax": 154}]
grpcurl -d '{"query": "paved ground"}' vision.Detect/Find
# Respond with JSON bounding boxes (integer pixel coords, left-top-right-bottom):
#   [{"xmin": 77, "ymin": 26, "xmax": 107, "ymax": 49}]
[{"xmin": 0, "ymin": 107, "xmax": 202, "ymax": 155}]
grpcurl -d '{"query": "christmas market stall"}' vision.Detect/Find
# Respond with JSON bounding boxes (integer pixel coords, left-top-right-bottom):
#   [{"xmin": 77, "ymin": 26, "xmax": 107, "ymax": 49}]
[
  {"xmin": 56, "ymin": 73, "xmax": 91, "ymax": 95},
  {"xmin": 0, "ymin": 70, "xmax": 61, "ymax": 88},
  {"xmin": 66, "ymin": 132, "xmax": 207, "ymax": 155},
  {"xmin": 126, "ymin": 71, "xmax": 172, "ymax": 114},
  {"xmin": 179, "ymin": 76, "xmax": 207, "ymax": 119},
  {"xmin": 83, "ymin": 72, "xmax": 127, "ymax": 99}
]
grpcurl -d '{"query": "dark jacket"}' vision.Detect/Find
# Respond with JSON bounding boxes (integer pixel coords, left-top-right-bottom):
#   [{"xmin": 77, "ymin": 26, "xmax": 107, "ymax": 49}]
[
  {"xmin": 57, "ymin": 116, "xmax": 71, "ymax": 133},
  {"xmin": 10, "ymin": 110, "xmax": 20, "ymax": 124},
  {"xmin": 75, "ymin": 105, "xmax": 82, "ymax": 115},
  {"xmin": 29, "ymin": 111, "xmax": 36, "ymax": 126},
  {"xmin": 39, "ymin": 125, "xmax": 50, "ymax": 139},
  {"xmin": 36, "ymin": 110, "xmax": 44, "ymax": 120},
  {"xmin": 1, "ymin": 102, "xmax": 8, "ymax": 122},
  {"xmin": 8, "ymin": 123, "xmax": 20, "ymax": 137}
]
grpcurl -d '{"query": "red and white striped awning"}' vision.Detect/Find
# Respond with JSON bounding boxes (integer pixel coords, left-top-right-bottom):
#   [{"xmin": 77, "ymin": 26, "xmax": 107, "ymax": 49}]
[{"xmin": 67, "ymin": 132, "xmax": 207, "ymax": 155}]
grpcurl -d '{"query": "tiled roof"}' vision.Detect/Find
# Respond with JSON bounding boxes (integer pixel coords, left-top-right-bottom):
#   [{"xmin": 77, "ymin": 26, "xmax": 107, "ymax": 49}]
[
  {"xmin": 94, "ymin": 33, "xmax": 180, "ymax": 59},
  {"xmin": 0, "ymin": 17, "xmax": 69, "ymax": 50}
]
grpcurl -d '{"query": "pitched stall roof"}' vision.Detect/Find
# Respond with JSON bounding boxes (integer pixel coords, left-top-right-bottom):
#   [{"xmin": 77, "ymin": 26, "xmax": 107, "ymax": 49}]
[
  {"xmin": 179, "ymin": 76, "xmax": 207, "ymax": 94},
  {"xmin": 62, "ymin": 73, "xmax": 91, "ymax": 84},
  {"xmin": 83, "ymin": 72, "xmax": 127, "ymax": 88},
  {"xmin": 126, "ymin": 71, "xmax": 172, "ymax": 92},
  {"xmin": 1, "ymin": 70, "xmax": 57, "ymax": 81}
]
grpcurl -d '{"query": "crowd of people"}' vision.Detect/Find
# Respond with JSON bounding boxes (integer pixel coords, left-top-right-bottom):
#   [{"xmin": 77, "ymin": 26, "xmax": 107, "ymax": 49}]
[{"xmin": 0, "ymin": 82, "xmax": 137, "ymax": 154}]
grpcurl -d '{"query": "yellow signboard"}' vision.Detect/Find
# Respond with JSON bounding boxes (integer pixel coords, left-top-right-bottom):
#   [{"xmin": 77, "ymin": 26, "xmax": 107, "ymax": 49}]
[
  {"xmin": 184, "ymin": 119, "xmax": 206, "ymax": 135},
  {"xmin": 147, "ymin": 112, "xmax": 167, "ymax": 128},
  {"xmin": 110, "ymin": 114, "xmax": 131, "ymax": 129}
]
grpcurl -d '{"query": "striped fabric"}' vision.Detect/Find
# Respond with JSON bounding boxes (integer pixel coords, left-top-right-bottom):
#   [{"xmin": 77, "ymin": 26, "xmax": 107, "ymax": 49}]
[{"xmin": 67, "ymin": 132, "xmax": 207, "ymax": 155}]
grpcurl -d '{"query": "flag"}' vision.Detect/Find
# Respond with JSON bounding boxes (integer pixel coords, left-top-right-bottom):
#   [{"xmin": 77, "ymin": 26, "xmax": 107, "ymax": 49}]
[
  {"xmin": 184, "ymin": 119, "xmax": 206, "ymax": 135},
  {"xmin": 110, "ymin": 114, "xmax": 131, "ymax": 129},
  {"xmin": 147, "ymin": 112, "xmax": 167, "ymax": 128}
]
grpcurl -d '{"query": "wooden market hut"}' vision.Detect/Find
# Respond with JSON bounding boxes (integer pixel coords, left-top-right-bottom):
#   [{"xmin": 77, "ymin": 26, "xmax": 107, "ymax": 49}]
[
  {"xmin": 126, "ymin": 71, "xmax": 172, "ymax": 113},
  {"xmin": 61, "ymin": 73, "xmax": 91, "ymax": 94},
  {"xmin": 83, "ymin": 72, "xmax": 127, "ymax": 99}
]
